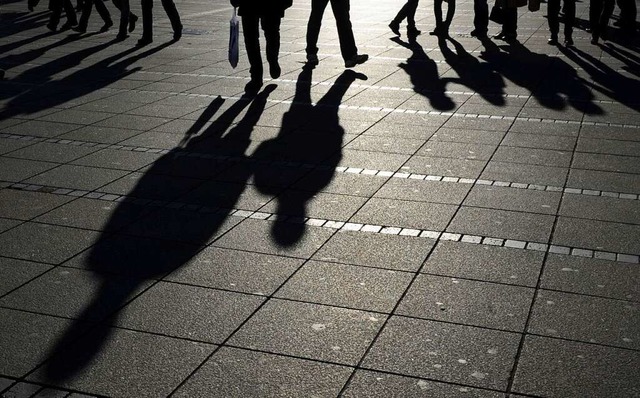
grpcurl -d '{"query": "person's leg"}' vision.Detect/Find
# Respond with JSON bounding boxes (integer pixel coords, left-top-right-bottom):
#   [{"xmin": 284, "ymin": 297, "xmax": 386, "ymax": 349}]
[
  {"xmin": 161, "ymin": 0, "xmax": 182, "ymax": 38},
  {"xmin": 405, "ymin": 0, "xmax": 420, "ymax": 29},
  {"xmin": 113, "ymin": 0, "xmax": 138, "ymax": 32},
  {"xmin": 563, "ymin": 0, "xmax": 575, "ymax": 43},
  {"xmin": 599, "ymin": 0, "xmax": 615, "ymax": 39},
  {"xmin": 306, "ymin": 0, "xmax": 330, "ymax": 59},
  {"xmin": 502, "ymin": 6, "xmax": 517, "ymax": 37},
  {"xmin": 62, "ymin": 0, "xmax": 78, "ymax": 27},
  {"xmin": 433, "ymin": 0, "xmax": 443, "ymax": 32},
  {"xmin": 548, "ymin": 0, "xmax": 560, "ymax": 41},
  {"xmin": 472, "ymin": 0, "xmax": 489, "ymax": 36},
  {"xmin": 443, "ymin": 0, "xmax": 455, "ymax": 30},
  {"xmin": 114, "ymin": 0, "xmax": 129, "ymax": 37},
  {"xmin": 589, "ymin": 0, "xmax": 601, "ymax": 36},
  {"xmin": 243, "ymin": 15, "xmax": 263, "ymax": 82},
  {"xmin": 330, "ymin": 0, "xmax": 358, "ymax": 61},
  {"xmin": 139, "ymin": 0, "xmax": 153, "ymax": 43},
  {"xmin": 48, "ymin": 0, "xmax": 63, "ymax": 29},
  {"xmin": 75, "ymin": 0, "xmax": 94, "ymax": 31},
  {"xmin": 262, "ymin": 16, "xmax": 282, "ymax": 78}
]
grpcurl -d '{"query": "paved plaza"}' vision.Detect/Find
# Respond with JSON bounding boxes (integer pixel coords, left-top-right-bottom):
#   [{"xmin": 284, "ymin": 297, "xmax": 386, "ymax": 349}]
[{"xmin": 1, "ymin": 0, "xmax": 639, "ymax": 396}]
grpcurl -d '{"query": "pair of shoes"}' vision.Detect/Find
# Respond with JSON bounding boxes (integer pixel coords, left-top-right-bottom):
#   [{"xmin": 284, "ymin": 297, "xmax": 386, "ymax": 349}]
[
  {"xmin": 470, "ymin": 29, "xmax": 487, "ymax": 38},
  {"xmin": 494, "ymin": 32, "xmax": 516, "ymax": 41},
  {"xmin": 564, "ymin": 37, "xmax": 573, "ymax": 46},
  {"xmin": 407, "ymin": 25, "xmax": 421, "ymax": 37},
  {"xmin": 548, "ymin": 35, "xmax": 558, "ymax": 45},
  {"xmin": 173, "ymin": 25, "xmax": 182, "ymax": 41},
  {"xmin": 137, "ymin": 36, "xmax": 152, "ymax": 46},
  {"xmin": 245, "ymin": 78, "xmax": 263, "ymax": 93},
  {"xmin": 269, "ymin": 60, "xmax": 281, "ymax": 79},
  {"xmin": 344, "ymin": 53, "xmax": 368, "ymax": 68},
  {"xmin": 72, "ymin": 25, "xmax": 87, "ymax": 33},
  {"xmin": 128, "ymin": 14, "xmax": 138, "ymax": 33},
  {"xmin": 60, "ymin": 21, "xmax": 77, "ymax": 30},
  {"xmin": 99, "ymin": 20, "xmax": 113, "ymax": 32},
  {"xmin": 389, "ymin": 20, "xmax": 400, "ymax": 36},
  {"xmin": 306, "ymin": 53, "xmax": 319, "ymax": 66}
]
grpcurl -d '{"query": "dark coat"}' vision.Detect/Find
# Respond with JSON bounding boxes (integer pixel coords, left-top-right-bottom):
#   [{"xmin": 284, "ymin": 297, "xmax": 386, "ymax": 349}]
[{"xmin": 230, "ymin": 0, "xmax": 293, "ymax": 17}]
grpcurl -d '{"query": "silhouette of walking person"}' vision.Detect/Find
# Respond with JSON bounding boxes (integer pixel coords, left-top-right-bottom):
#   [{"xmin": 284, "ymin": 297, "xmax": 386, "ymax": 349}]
[
  {"xmin": 389, "ymin": 0, "xmax": 422, "ymax": 37},
  {"xmin": 470, "ymin": 0, "xmax": 489, "ymax": 38},
  {"xmin": 231, "ymin": 0, "xmax": 292, "ymax": 93},
  {"xmin": 589, "ymin": 0, "xmax": 615, "ymax": 43},
  {"xmin": 547, "ymin": 0, "xmax": 575, "ymax": 45},
  {"xmin": 73, "ymin": 0, "xmax": 139, "ymax": 39},
  {"xmin": 137, "ymin": 0, "xmax": 182, "ymax": 46},
  {"xmin": 305, "ymin": 0, "xmax": 368, "ymax": 68},
  {"xmin": 253, "ymin": 64, "xmax": 367, "ymax": 245},
  {"xmin": 494, "ymin": 0, "xmax": 527, "ymax": 41},
  {"xmin": 430, "ymin": 0, "xmax": 455, "ymax": 36},
  {"xmin": 47, "ymin": 0, "xmax": 78, "ymax": 31}
]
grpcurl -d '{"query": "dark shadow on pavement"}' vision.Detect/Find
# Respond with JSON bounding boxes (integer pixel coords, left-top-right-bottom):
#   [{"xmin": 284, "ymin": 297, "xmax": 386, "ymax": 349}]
[
  {"xmin": 253, "ymin": 64, "xmax": 366, "ymax": 246},
  {"xmin": 40, "ymin": 86, "xmax": 275, "ymax": 383}
]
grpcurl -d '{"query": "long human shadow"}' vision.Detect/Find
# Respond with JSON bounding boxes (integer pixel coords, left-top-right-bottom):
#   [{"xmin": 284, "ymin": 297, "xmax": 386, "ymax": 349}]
[
  {"xmin": 438, "ymin": 36, "xmax": 506, "ymax": 106},
  {"xmin": 600, "ymin": 42, "xmax": 640, "ymax": 78},
  {"xmin": 252, "ymin": 65, "xmax": 366, "ymax": 246},
  {"xmin": 0, "ymin": 40, "xmax": 172, "ymax": 114},
  {"xmin": 391, "ymin": 36, "xmax": 455, "ymax": 111},
  {"xmin": 559, "ymin": 44, "xmax": 640, "ymax": 111},
  {"xmin": 479, "ymin": 41, "xmax": 603, "ymax": 115},
  {"xmin": 41, "ymin": 86, "xmax": 275, "ymax": 383}
]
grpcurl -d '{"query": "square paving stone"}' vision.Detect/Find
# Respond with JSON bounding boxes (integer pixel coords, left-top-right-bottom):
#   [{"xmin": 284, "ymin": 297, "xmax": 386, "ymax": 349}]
[
  {"xmin": 0, "ymin": 157, "xmax": 57, "ymax": 182},
  {"xmin": 123, "ymin": 207, "xmax": 241, "ymax": 244},
  {"xmin": 0, "ymin": 217, "xmax": 21, "ymax": 233},
  {"xmin": 0, "ymin": 222, "xmax": 99, "ymax": 264},
  {"xmin": 342, "ymin": 370, "xmax": 504, "ymax": 398},
  {"xmin": 71, "ymin": 149, "xmax": 161, "ymax": 171},
  {"xmin": 509, "ymin": 120, "xmax": 579, "ymax": 137},
  {"xmin": 25, "ymin": 165, "xmax": 128, "ymax": 191},
  {"xmin": 99, "ymin": 172, "xmax": 204, "ymax": 200},
  {"xmin": 0, "ymin": 137, "xmax": 36, "ymax": 155},
  {"xmin": 261, "ymin": 191, "xmax": 367, "ymax": 221},
  {"xmin": 229, "ymin": 299, "xmax": 385, "ymax": 365},
  {"xmin": 416, "ymin": 142, "xmax": 497, "ymax": 160},
  {"xmin": 345, "ymin": 135, "xmax": 425, "ymax": 154},
  {"xmin": 294, "ymin": 171, "xmax": 386, "ymax": 197},
  {"xmin": 313, "ymin": 230, "xmax": 435, "ymax": 272},
  {"xmin": 335, "ymin": 149, "xmax": 410, "ymax": 171},
  {"xmin": 8, "ymin": 142, "xmax": 99, "ymax": 164},
  {"xmin": 28, "ymin": 327, "xmax": 215, "ymax": 398},
  {"xmin": 1, "ymin": 381, "xmax": 43, "ymax": 397},
  {"xmin": 94, "ymin": 115, "xmax": 172, "ymax": 131},
  {"xmin": 528, "ymin": 290, "xmax": 639, "ymax": 349},
  {"xmin": 573, "ymin": 152, "xmax": 640, "ymax": 174},
  {"xmin": 443, "ymin": 117, "xmax": 513, "ymax": 132},
  {"xmin": 57, "ymin": 126, "xmax": 143, "ymax": 144},
  {"xmin": 35, "ymin": 198, "xmax": 149, "ymax": 232},
  {"xmin": 362, "ymin": 122, "xmax": 439, "ymax": 139},
  {"xmin": 541, "ymin": 254, "xmax": 640, "ymax": 301},
  {"xmin": 0, "ymin": 257, "xmax": 50, "ymax": 297},
  {"xmin": 40, "ymin": 110, "xmax": 113, "ymax": 125},
  {"xmin": 165, "ymin": 247, "xmax": 303, "ymax": 295},
  {"xmin": 567, "ymin": 169, "xmax": 640, "ymax": 194},
  {"xmin": 214, "ymin": 218, "xmax": 335, "ymax": 259},
  {"xmin": 363, "ymin": 316, "xmax": 520, "ymax": 390},
  {"xmin": 430, "ymin": 128, "xmax": 504, "ymax": 145},
  {"xmin": 501, "ymin": 132, "xmax": 576, "ymax": 151},
  {"xmin": 559, "ymin": 194, "xmax": 640, "ymax": 225},
  {"xmin": 397, "ymin": 274, "xmax": 534, "ymax": 331},
  {"xmin": 552, "ymin": 217, "xmax": 640, "ymax": 254},
  {"xmin": 119, "ymin": 131, "xmax": 185, "ymax": 149},
  {"xmin": 423, "ymin": 241, "xmax": 544, "ymax": 287},
  {"xmin": 402, "ymin": 156, "xmax": 486, "ymax": 178},
  {"xmin": 0, "ymin": 267, "xmax": 151, "ymax": 321},
  {"xmin": 0, "ymin": 308, "xmax": 88, "ymax": 377},
  {"xmin": 480, "ymin": 161, "xmax": 568, "ymax": 187},
  {"xmin": 173, "ymin": 347, "xmax": 353, "ymax": 398},
  {"xmin": 0, "ymin": 190, "xmax": 72, "ymax": 220},
  {"xmin": 576, "ymin": 137, "xmax": 640, "ymax": 157},
  {"xmin": 115, "ymin": 281, "xmax": 264, "ymax": 343},
  {"xmin": 374, "ymin": 178, "xmax": 471, "ymax": 205},
  {"xmin": 33, "ymin": 387, "xmax": 70, "ymax": 397},
  {"xmin": 275, "ymin": 260, "xmax": 412, "ymax": 312},
  {"xmin": 511, "ymin": 335, "xmax": 640, "ymax": 398},
  {"xmin": 464, "ymin": 185, "xmax": 561, "ymax": 215},
  {"xmin": 448, "ymin": 207, "xmax": 555, "ymax": 242},
  {"xmin": 2, "ymin": 120, "xmax": 80, "ymax": 138},
  {"xmin": 352, "ymin": 198, "xmax": 457, "ymax": 231},
  {"xmin": 492, "ymin": 147, "xmax": 571, "ymax": 168}
]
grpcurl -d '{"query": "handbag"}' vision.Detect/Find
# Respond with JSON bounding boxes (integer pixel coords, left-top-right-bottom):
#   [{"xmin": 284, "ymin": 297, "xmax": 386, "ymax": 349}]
[
  {"xmin": 228, "ymin": 7, "xmax": 239, "ymax": 68},
  {"xmin": 489, "ymin": 1, "xmax": 504, "ymax": 24}
]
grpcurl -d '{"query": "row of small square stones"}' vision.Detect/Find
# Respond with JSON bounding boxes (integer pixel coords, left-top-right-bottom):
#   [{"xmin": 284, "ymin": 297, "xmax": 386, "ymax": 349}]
[
  {"xmin": 2, "ymin": 181, "xmax": 639, "ymax": 264},
  {"xmin": 1, "ymin": 132, "xmax": 639, "ymax": 201}
]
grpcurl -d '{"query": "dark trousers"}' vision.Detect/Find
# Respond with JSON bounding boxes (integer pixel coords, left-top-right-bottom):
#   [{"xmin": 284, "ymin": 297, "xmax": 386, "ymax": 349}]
[
  {"xmin": 78, "ymin": 0, "xmax": 111, "ymax": 28},
  {"xmin": 49, "ymin": 0, "xmax": 77, "ymax": 27},
  {"xmin": 473, "ymin": 0, "xmax": 488, "ymax": 33},
  {"xmin": 392, "ymin": 0, "xmax": 419, "ymax": 27},
  {"xmin": 242, "ymin": 15, "xmax": 281, "ymax": 80},
  {"xmin": 140, "ymin": 0, "xmax": 182, "ymax": 39},
  {"xmin": 590, "ymin": 0, "xmax": 615, "ymax": 38},
  {"xmin": 434, "ymin": 0, "xmax": 455, "ymax": 27},
  {"xmin": 502, "ymin": 6, "xmax": 517, "ymax": 35},
  {"xmin": 306, "ymin": 0, "xmax": 357, "ymax": 61},
  {"xmin": 548, "ymin": 0, "xmax": 575, "ymax": 37},
  {"xmin": 617, "ymin": 0, "xmax": 637, "ymax": 32}
]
